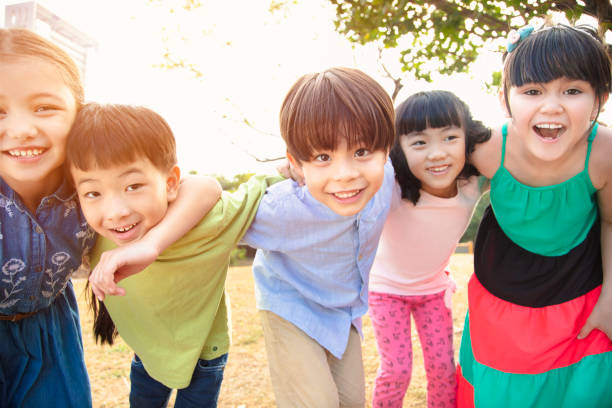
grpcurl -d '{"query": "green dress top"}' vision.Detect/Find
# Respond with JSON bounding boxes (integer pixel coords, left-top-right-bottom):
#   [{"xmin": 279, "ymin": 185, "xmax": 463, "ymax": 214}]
[{"xmin": 490, "ymin": 122, "xmax": 599, "ymax": 256}]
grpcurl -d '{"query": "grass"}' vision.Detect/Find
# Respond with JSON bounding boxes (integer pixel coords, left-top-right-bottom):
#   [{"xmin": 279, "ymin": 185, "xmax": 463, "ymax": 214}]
[{"xmin": 77, "ymin": 254, "xmax": 473, "ymax": 407}]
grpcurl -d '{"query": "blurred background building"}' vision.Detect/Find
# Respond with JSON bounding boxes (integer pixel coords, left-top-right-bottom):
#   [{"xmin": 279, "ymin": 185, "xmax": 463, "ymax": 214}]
[{"xmin": 1, "ymin": 1, "xmax": 97, "ymax": 82}]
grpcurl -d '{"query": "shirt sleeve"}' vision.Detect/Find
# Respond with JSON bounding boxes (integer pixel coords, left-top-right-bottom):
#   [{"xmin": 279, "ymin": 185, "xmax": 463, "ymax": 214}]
[{"xmin": 214, "ymin": 174, "xmax": 283, "ymax": 246}]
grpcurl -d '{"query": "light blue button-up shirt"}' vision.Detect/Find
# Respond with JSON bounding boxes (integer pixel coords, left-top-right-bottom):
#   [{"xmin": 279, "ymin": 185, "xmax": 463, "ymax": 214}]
[{"xmin": 242, "ymin": 160, "xmax": 394, "ymax": 358}]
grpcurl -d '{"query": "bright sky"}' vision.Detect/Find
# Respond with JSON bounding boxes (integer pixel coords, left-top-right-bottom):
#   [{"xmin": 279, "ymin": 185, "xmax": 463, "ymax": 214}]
[{"xmin": 5, "ymin": 0, "xmax": 605, "ymax": 177}]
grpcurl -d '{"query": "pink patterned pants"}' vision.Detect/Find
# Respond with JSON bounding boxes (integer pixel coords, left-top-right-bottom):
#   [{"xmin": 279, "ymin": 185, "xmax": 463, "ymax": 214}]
[{"xmin": 368, "ymin": 290, "xmax": 456, "ymax": 408}]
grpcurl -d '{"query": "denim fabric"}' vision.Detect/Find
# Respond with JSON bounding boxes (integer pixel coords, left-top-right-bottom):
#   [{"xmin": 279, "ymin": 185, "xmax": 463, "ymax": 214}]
[
  {"xmin": 0, "ymin": 177, "xmax": 95, "ymax": 314},
  {"xmin": 0, "ymin": 177, "xmax": 95, "ymax": 408},
  {"xmin": 242, "ymin": 160, "xmax": 394, "ymax": 358},
  {"xmin": 129, "ymin": 353, "xmax": 228, "ymax": 408},
  {"xmin": 0, "ymin": 280, "xmax": 92, "ymax": 408}
]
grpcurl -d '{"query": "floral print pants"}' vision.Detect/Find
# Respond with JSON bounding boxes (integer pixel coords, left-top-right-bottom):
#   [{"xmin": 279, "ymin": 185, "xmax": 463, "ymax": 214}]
[{"xmin": 368, "ymin": 290, "xmax": 456, "ymax": 408}]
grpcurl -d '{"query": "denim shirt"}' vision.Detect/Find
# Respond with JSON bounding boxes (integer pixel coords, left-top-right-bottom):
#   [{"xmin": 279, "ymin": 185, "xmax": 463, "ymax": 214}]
[
  {"xmin": 242, "ymin": 160, "xmax": 394, "ymax": 358},
  {"xmin": 0, "ymin": 177, "xmax": 95, "ymax": 314}
]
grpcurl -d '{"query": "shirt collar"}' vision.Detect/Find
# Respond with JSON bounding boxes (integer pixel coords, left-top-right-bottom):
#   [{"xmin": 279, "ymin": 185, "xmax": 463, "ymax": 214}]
[{"xmin": 0, "ymin": 176, "xmax": 77, "ymax": 212}]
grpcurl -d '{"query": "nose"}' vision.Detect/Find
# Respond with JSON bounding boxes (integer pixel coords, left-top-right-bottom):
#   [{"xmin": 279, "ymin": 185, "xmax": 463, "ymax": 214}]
[
  {"xmin": 427, "ymin": 143, "xmax": 447, "ymax": 161},
  {"xmin": 105, "ymin": 195, "xmax": 131, "ymax": 224},
  {"xmin": 332, "ymin": 157, "xmax": 359, "ymax": 182},
  {"xmin": 2, "ymin": 111, "xmax": 37, "ymax": 140},
  {"xmin": 540, "ymin": 94, "xmax": 563, "ymax": 114}
]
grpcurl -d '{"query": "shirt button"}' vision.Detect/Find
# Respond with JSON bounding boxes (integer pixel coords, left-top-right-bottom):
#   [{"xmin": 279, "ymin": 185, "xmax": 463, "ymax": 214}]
[
  {"xmin": 29, "ymin": 296, "xmax": 35, "ymax": 301},
  {"xmin": 35, "ymin": 266, "xmax": 42, "ymax": 272},
  {"xmin": 35, "ymin": 226, "xmax": 43, "ymax": 234},
  {"xmin": 358, "ymin": 255, "xmax": 363, "ymax": 260},
  {"xmin": 212, "ymin": 346, "xmax": 218, "ymax": 351}
]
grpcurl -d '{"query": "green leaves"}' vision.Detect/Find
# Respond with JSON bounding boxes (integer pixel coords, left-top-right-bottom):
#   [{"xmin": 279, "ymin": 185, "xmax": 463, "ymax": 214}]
[{"xmin": 328, "ymin": 0, "xmax": 609, "ymax": 82}]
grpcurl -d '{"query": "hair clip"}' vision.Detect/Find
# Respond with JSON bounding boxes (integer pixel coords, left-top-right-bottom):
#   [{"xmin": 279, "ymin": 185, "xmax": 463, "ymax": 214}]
[{"xmin": 507, "ymin": 26, "xmax": 534, "ymax": 52}]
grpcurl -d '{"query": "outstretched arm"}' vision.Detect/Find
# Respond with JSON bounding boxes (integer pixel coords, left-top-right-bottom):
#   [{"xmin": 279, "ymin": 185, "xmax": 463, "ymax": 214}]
[
  {"xmin": 89, "ymin": 175, "xmax": 222, "ymax": 300},
  {"xmin": 578, "ymin": 129, "xmax": 612, "ymax": 340}
]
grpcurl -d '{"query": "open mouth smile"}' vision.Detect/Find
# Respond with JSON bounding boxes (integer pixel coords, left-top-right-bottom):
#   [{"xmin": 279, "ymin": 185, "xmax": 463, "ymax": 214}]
[
  {"xmin": 112, "ymin": 223, "xmax": 137, "ymax": 233},
  {"xmin": 6, "ymin": 148, "xmax": 46, "ymax": 158},
  {"xmin": 427, "ymin": 164, "xmax": 450, "ymax": 175},
  {"xmin": 534, "ymin": 123, "xmax": 564, "ymax": 141}
]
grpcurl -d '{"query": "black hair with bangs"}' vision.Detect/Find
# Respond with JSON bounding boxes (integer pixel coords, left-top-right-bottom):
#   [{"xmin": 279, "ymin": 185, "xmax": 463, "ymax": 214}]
[
  {"xmin": 502, "ymin": 24, "xmax": 611, "ymax": 116},
  {"xmin": 389, "ymin": 90, "xmax": 490, "ymax": 204}
]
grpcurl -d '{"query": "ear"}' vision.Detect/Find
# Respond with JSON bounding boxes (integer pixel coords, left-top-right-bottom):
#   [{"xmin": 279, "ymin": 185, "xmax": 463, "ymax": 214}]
[
  {"xmin": 591, "ymin": 94, "xmax": 610, "ymax": 120},
  {"xmin": 498, "ymin": 88, "xmax": 511, "ymax": 118},
  {"xmin": 165, "ymin": 165, "xmax": 181, "ymax": 203},
  {"xmin": 286, "ymin": 151, "xmax": 305, "ymax": 180}
]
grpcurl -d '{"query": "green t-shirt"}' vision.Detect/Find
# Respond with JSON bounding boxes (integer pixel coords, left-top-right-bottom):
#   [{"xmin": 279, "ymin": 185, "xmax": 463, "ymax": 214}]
[{"xmin": 91, "ymin": 175, "xmax": 281, "ymax": 388}]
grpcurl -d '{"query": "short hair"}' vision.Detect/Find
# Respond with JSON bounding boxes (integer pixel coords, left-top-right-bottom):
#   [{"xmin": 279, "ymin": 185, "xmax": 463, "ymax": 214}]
[
  {"xmin": 67, "ymin": 103, "xmax": 177, "ymax": 173},
  {"xmin": 280, "ymin": 67, "xmax": 395, "ymax": 162},
  {"xmin": 0, "ymin": 28, "xmax": 84, "ymax": 106},
  {"xmin": 389, "ymin": 90, "xmax": 491, "ymax": 204},
  {"xmin": 502, "ymin": 24, "xmax": 611, "ymax": 113}
]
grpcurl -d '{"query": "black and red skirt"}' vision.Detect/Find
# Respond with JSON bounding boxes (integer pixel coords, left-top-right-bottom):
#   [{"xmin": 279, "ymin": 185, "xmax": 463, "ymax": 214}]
[{"xmin": 457, "ymin": 206, "xmax": 612, "ymax": 407}]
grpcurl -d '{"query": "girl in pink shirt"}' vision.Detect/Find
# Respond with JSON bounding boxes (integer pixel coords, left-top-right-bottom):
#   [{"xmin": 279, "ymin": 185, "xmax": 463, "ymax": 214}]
[{"xmin": 368, "ymin": 91, "xmax": 490, "ymax": 408}]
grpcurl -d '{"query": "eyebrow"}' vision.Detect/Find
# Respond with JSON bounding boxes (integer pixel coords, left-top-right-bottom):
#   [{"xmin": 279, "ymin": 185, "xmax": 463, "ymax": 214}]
[{"xmin": 76, "ymin": 167, "xmax": 144, "ymax": 187}]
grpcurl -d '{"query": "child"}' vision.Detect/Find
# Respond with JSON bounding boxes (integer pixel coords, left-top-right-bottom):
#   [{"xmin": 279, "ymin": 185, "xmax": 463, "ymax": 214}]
[
  {"xmin": 67, "ymin": 103, "xmax": 280, "ymax": 408},
  {"xmin": 368, "ymin": 91, "xmax": 490, "ymax": 408},
  {"xmin": 0, "ymin": 28, "xmax": 220, "ymax": 408},
  {"xmin": 458, "ymin": 24, "xmax": 612, "ymax": 407},
  {"xmin": 241, "ymin": 67, "xmax": 396, "ymax": 407}
]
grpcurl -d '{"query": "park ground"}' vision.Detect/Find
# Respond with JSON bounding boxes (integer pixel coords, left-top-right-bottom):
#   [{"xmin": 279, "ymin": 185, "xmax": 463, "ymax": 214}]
[{"xmin": 77, "ymin": 254, "xmax": 473, "ymax": 408}]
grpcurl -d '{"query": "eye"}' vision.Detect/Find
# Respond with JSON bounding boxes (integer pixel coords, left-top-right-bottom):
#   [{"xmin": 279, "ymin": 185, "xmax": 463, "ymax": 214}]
[
  {"xmin": 314, "ymin": 153, "xmax": 331, "ymax": 162},
  {"xmin": 34, "ymin": 104, "xmax": 59, "ymax": 113},
  {"xmin": 354, "ymin": 148, "xmax": 370, "ymax": 158},
  {"xmin": 410, "ymin": 140, "xmax": 426, "ymax": 147},
  {"xmin": 444, "ymin": 135, "xmax": 460, "ymax": 142},
  {"xmin": 126, "ymin": 184, "xmax": 143, "ymax": 192},
  {"xmin": 83, "ymin": 191, "xmax": 100, "ymax": 199},
  {"xmin": 565, "ymin": 88, "xmax": 582, "ymax": 95},
  {"xmin": 524, "ymin": 89, "xmax": 540, "ymax": 96}
]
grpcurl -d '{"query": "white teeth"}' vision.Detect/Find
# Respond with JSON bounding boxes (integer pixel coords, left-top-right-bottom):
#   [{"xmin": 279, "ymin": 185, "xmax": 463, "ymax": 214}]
[
  {"xmin": 8, "ymin": 148, "xmax": 44, "ymax": 157},
  {"xmin": 334, "ymin": 190, "xmax": 359, "ymax": 199},
  {"xmin": 114, "ymin": 223, "xmax": 136, "ymax": 233},
  {"xmin": 429, "ymin": 165, "xmax": 449, "ymax": 173},
  {"xmin": 535, "ymin": 123, "xmax": 562, "ymax": 129}
]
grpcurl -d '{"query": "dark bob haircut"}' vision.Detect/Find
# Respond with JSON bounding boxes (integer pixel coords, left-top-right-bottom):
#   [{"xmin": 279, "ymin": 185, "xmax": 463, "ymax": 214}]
[
  {"xmin": 502, "ymin": 24, "xmax": 611, "ymax": 116},
  {"xmin": 389, "ymin": 90, "xmax": 490, "ymax": 204},
  {"xmin": 280, "ymin": 67, "xmax": 395, "ymax": 162}
]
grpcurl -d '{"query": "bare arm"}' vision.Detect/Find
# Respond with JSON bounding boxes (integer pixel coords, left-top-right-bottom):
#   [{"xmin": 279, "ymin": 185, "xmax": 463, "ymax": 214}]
[
  {"xmin": 469, "ymin": 126, "xmax": 503, "ymax": 179},
  {"xmin": 579, "ymin": 126, "xmax": 612, "ymax": 340},
  {"xmin": 89, "ymin": 174, "xmax": 222, "ymax": 300}
]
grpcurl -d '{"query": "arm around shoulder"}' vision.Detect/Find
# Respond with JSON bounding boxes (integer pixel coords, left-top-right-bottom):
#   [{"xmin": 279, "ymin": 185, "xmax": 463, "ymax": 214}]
[
  {"xmin": 578, "ymin": 125, "xmax": 612, "ymax": 340},
  {"xmin": 470, "ymin": 126, "xmax": 503, "ymax": 180}
]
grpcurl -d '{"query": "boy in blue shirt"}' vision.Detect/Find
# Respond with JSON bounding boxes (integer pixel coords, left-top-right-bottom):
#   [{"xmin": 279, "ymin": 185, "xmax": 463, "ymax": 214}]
[{"xmin": 242, "ymin": 67, "xmax": 395, "ymax": 407}]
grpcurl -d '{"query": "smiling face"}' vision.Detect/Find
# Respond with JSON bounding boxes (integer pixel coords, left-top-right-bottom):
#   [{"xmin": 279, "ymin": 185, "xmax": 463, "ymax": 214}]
[
  {"xmin": 0, "ymin": 57, "xmax": 77, "ymax": 204},
  {"xmin": 399, "ymin": 126, "xmax": 466, "ymax": 198},
  {"xmin": 289, "ymin": 138, "xmax": 387, "ymax": 217},
  {"xmin": 72, "ymin": 158, "xmax": 180, "ymax": 246},
  {"xmin": 503, "ymin": 77, "xmax": 600, "ymax": 163}
]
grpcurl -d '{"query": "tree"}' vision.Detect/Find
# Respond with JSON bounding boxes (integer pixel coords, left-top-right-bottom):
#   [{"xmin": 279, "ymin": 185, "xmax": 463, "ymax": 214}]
[{"xmin": 329, "ymin": 0, "xmax": 612, "ymax": 97}]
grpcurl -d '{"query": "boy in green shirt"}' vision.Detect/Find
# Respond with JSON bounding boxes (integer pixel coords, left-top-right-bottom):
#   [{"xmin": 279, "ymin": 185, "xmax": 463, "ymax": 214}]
[{"xmin": 66, "ymin": 103, "xmax": 279, "ymax": 408}]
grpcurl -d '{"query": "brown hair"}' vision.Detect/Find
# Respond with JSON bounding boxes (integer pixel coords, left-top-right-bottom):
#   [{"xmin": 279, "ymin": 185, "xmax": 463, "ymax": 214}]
[
  {"xmin": 0, "ymin": 28, "xmax": 84, "ymax": 105},
  {"xmin": 280, "ymin": 67, "xmax": 395, "ymax": 163},
  {"xmin": 67, "ymin": 103, "xmax": 177, "ymax": 173}
]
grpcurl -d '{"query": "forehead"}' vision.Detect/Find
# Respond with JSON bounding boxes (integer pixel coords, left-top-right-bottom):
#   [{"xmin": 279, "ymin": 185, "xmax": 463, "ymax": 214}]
[
  {"xmin": 0, "ymin": 56, "xmax": 76, "ymax": 104},
  {"xmin": 402, "ymin": 125, "xmax": 465, "ymax": 137},
  {"xmin": 72, "ymin": 156, "xmax": 163, "ymax": 185}
]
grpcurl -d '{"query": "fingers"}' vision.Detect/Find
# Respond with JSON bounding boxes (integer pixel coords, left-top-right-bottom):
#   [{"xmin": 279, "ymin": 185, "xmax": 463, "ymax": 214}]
[
  {"xmin": 577, "ymin": 319, "xmax": 594, "ymax": 340},
  {"xmin": 89, "ymin": 252, "xmax": 125, "ymax": 300}
]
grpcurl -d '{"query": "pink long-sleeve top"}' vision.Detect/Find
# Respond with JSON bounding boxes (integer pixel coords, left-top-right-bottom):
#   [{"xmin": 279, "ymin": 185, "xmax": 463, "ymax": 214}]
[{"xmin": 369, "ymin": 176, "xmax": 481, "ymax": 300}]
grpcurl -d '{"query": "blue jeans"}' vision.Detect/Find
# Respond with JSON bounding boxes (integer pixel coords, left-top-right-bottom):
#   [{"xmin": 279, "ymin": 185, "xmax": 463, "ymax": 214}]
[{"xmin": 129, "ymin": 353, "xmax": 227, "ymax": 408}]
